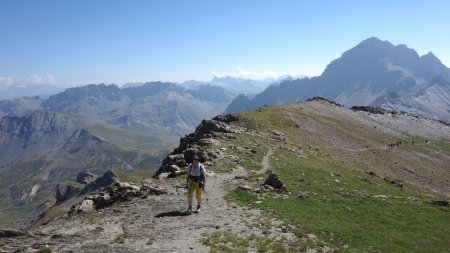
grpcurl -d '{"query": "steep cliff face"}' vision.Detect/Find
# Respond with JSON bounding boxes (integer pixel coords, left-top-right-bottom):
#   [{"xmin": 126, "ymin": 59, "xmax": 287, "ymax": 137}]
[{"xmin": 0, "ymin": 111, "xmax": 79, "ymax": 166}]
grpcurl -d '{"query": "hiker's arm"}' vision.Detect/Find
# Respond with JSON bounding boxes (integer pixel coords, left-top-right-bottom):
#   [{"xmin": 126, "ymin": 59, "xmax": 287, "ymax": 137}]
[
  {"xmin": 186, "ymin": 168, "xmax": 190, "ymax": 188},
  {"xmin": 201, "ymin": 168, "xmax": 206, "ymax": 189}
]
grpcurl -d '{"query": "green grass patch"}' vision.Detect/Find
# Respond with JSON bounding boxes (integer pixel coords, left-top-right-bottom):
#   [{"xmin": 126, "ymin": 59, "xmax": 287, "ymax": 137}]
[
  {"xmin": 202, "ymin": 231, "xmax": 310, "ymax": 253},
  {"xmin": 231, "ymin": 149, "xmax": 450, "ymax": 252},
  {"xmin": 38, "ymin": 248, "xmax": 52, "ymax": 253},
  {"xmin": 113, "ymin": 169, "xmax": 155, "ymax": 183}
]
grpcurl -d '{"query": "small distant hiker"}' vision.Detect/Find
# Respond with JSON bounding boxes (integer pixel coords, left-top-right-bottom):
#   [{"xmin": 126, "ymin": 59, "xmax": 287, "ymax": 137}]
[{"xmin": 186, "ymin": 155, "xmax": 206, "ymax": 214}]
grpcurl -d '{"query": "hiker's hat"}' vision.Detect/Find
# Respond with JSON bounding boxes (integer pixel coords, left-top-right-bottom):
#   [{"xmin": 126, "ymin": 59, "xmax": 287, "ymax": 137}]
[{"xmin": 192, "ymin": 155, "xmax": 200, "ymax": 161}]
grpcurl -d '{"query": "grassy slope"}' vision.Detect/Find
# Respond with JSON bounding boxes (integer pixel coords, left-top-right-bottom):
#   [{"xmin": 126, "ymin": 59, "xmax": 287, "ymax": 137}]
[{"xmin": 205, "ymin": 102, "xmax": 450, "ymax": 252}]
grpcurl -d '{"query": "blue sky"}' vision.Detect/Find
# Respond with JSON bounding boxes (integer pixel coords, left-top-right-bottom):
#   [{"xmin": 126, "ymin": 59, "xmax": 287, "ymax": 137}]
[{"xmin": 1, "ymin": 0, "xmax": 449, "ymax": 86}]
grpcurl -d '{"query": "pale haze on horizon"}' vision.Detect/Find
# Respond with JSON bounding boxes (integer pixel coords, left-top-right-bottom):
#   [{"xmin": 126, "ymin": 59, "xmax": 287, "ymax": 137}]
[{"xmin": 1, "ymin": 0, "xmax": 449, "ymax": 87}]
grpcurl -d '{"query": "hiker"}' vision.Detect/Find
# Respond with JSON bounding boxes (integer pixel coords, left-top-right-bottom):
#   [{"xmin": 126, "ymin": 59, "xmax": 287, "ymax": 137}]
[{"xmin": 186, "ymin": 155, "xmax": 206, "ymax": 214}]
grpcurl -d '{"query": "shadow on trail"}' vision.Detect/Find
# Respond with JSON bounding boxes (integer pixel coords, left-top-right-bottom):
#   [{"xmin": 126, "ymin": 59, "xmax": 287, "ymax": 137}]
[{"xmin": 155, "ymin": 210, "xmax": 189, "ymax": 218}]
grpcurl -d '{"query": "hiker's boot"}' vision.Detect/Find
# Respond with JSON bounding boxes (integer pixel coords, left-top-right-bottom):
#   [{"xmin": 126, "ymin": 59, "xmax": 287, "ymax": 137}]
[
  {"xmin": 195, "ymin": 205, "xmax": 201, "ymax": 213},
  {"xmin": 186, "ymin": 206, "xmax": 192, "ymax": 214}
]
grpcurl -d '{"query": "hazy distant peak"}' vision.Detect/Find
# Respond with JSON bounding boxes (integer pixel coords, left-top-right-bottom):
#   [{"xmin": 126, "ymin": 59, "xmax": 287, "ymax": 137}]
[
  {"xmin": 422, "ymin": 51, "xmax": 437, "ymax": 58},
  {"xmin": 226, "ymin": 37, "xmax": 450, "ymax": 122},
  {"xmin": 357, "ymin": 37, "xmax": 393, "ymax": 49},
  {"xmin": 421, "ymin": 51, "xmax": 444, "ymax": 65}
]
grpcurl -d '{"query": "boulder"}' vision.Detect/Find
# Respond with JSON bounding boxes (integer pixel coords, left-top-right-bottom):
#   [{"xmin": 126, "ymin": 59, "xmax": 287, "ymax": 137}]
[
  {"xmin": 373, "ymin": 195, "xmax": 388, "ymax": 200},
  {"xmin": 165, "ymin": 164, "xmax": 186, "ymax": 178},
  {"xmin": 390, "ymin": 179, "xmax": 403, "ymax": 188},
  {"xmin": 271, "ymin": 130, "xmax": 284, "ymax": 136},
  {"xmin": 264, "ymin": 173, "xmax": 286, "ymax": 191},
  {"xmin": 154, "ymin": 158, "xmax": 188, "ymax": 178},
  {"xmin": 194, "ymin": 120, "xmax": 232, "ymax": 137},
  {"xmin": 167, "ymin": 164, "xmax": 180, "ymax": 173},
  {"xmin": 156, "ymin": 172, "xmax": 170, "ymax": 179},
  {"xmin": 184, "ymin": 148, "xmax": 208, "ymax": 163},
  {"xmin": 431, "ymin": 200, "xmax": 449, "ymax": 206},
  {"xmin": 213, "ymin": 114, "xmax": 239, "ymax": 123},
  {"xmin": 76, "ymin": 199, "xmax": 94, "ymax": 212},
  {"xmin": 238, "ymin": 184, "xmax": 256, "ymax": 192},
  {"xmin": 298, "ymin": 191, "xmax": 310, "ymax": 198},
  {"xmin": 168, "ymin": 154, "xmax": 184, "ymax": 160},
  {"xmin": 384, "ymin": 177, "xmax": 404, "ymax": 189}
]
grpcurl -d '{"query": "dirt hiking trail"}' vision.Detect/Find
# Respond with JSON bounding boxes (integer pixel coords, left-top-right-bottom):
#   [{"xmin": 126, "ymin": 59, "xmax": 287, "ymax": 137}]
[{"xmin": 2, "ymin": 148, "xmax": 295, "ymax": 253}]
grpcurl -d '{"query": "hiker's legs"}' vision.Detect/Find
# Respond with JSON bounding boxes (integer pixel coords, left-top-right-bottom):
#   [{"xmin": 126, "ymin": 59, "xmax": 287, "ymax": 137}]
[
  {"xmin": 187, "ymin": 181, "xmax": 195, "ymax": 210},
  {"xmin": 195, "ymin": 187, "xmax": 203, "ymax": 207},
  {"xmin": 188, "ymin": 197, "xmax": 193, "ymax": 208}
]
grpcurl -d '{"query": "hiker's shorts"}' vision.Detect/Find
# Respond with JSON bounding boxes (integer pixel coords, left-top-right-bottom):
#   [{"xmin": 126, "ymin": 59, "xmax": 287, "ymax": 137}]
[{"xmin": 187, "ymin": 181, "xmax": 203, "ymax": 200}]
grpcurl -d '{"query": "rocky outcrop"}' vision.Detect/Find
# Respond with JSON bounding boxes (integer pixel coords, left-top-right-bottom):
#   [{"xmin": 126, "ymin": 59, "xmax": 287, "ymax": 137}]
[
  {"xmin": 56, "ymin": 183, "xmax": 83, "ymax": 204},
  {"xmin": 154, "ymin": 117, "xmax": 245, "ymax": 178},
  {"xmin": 351, "ymin": 106, "xmax": 424, "ymax": 119},
  {"xmin": 80, "ymin": 171, "xmax": 118, "ymax": 195},
  {"xmin": 306, "ymin": 97, "xmax": 344, "ymax": 107},
  {"xmin": 351, "ymin": 106, "xmax": 395, "ymax": 115},
  {"xmin": 53, "ymin": 171, "xmax": 117, "ymax": 206},
  {"xmin": 0, "ymin": 229, "xmax": 29, "ymax": 238},
  {"xmin": 212, "ymin": 114, "xmax": 240, "ymax": 123},
  {"xmin": 69, "ymin": 182, "xmax": 167, "ymax": 213},
  {"xmin": 76, "ymin": 172, "xmax": 99, "ymax": 185}
]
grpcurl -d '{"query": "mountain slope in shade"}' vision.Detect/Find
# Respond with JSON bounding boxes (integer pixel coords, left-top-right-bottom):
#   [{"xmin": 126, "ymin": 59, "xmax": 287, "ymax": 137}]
[
  {"xmin": 225, "ymin": 37, "xmax": 450, "ymax": 121},
  {"xmin": 0, "ymin": 111, "xmax": 79, "ymax": 166},
  {"xmin": 224, "ymin": 94, "xmax": 252, "ymax": 114},
  {"xmin": 0, "ymin": 111, "xmax": 165, "ymax": 228}
]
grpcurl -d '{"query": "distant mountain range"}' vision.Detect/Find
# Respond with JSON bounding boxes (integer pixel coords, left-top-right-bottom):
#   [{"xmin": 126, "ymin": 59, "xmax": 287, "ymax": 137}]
[
  {"xmin": 0, "ymin": 81, "xmax": 236, "ymax": 227},
  {"xmin": 180, "ymin": 75, "xmax": 306, "ymax": 96},
  {"xmin": 225, "ymin": 37, "xmax": 450, "ymax": 122},
  {"xmin": 0, "ymin": 84, "xmax": 67, "ymax": 100},
  {"xmin": 122, "ymin": 75, "xmax": 305, "ymax": 97}
]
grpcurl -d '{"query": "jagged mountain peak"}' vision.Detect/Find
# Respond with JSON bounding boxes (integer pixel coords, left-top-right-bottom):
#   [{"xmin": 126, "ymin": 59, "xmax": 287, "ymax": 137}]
[{"xmin": 226, "ymin": 37, "xmax": 450, "ymax": 121}]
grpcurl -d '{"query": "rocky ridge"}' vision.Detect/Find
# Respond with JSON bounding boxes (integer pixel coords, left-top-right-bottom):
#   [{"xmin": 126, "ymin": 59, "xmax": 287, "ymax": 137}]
[{"xmin": 154, "ymin": 114, "xmax": 242, "ymax": 178}]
